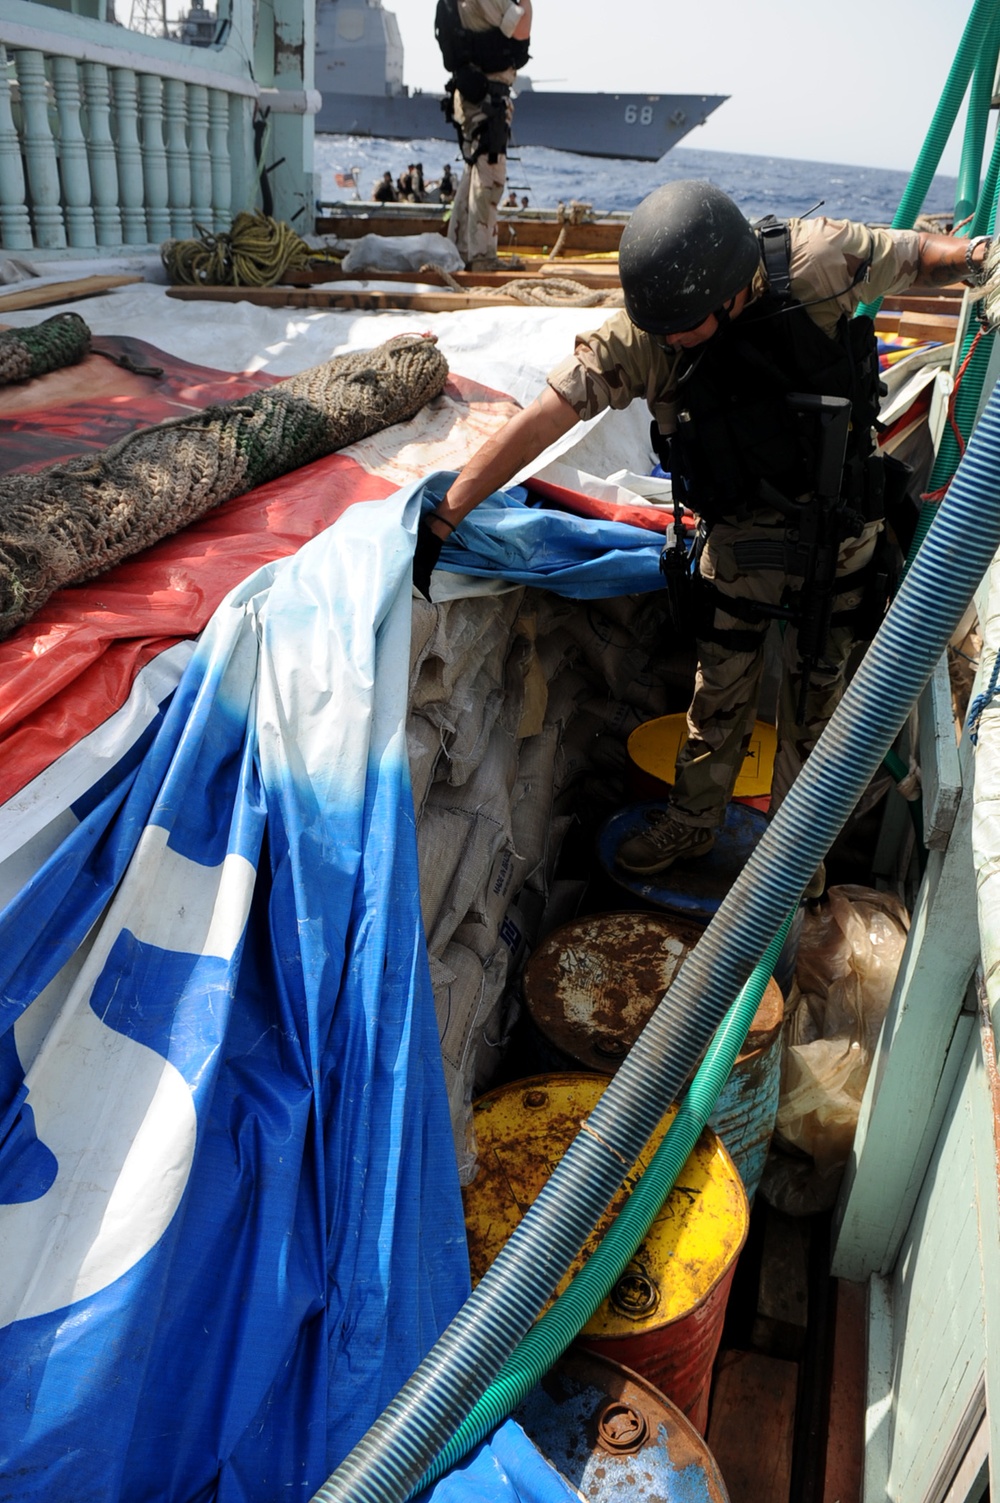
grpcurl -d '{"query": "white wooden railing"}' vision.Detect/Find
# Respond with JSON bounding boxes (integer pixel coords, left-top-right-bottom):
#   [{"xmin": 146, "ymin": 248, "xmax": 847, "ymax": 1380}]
[{"xmin": 0, "ymin": 0, "xmax": 317, "ymax": 255}]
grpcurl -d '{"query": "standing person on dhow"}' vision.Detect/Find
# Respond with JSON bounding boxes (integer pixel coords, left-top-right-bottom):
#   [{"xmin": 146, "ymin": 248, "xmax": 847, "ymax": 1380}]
[
  {"xmin": 414, "ymin": 180, "xmax": 999, "ymax": 890},
  {"xmin": 436, "ymin": 0, "xmax": 532, "ymax": 270}
]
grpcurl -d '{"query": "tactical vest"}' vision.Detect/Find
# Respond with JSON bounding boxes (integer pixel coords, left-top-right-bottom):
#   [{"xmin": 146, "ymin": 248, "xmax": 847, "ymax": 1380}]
[
  {"xmin": 435, "ymin": 0, "xmax": 530, "ymax": 81},
  {"xmin": 665, "ymin": 218, "xmax": 885, "ymax": 527}
]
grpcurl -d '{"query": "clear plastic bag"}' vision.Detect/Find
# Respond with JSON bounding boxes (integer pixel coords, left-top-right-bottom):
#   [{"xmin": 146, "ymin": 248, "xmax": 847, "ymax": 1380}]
[{"xmin": 764, "ymin": 885, "xmax": 909, "ymax": 1211}]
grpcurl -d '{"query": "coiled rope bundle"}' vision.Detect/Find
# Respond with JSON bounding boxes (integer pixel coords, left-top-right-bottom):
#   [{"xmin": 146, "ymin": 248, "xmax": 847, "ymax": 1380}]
[
  {"xmin": 163, "ymin": 211, "xmax": 317, "ymax": 288},
  {"xmin": 0, "ymin": 312, "xmax": 91, "ymax": 385},
  {"xmin": 0, "ymin": 334, "xmax": 448, "ymax": 639}
]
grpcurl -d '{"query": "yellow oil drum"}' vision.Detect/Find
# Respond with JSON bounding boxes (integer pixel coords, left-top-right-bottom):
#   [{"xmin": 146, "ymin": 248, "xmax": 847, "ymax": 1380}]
[
  {"xmin": 521, "ymin": 912, "xmax": 784, "ymax": 1202},
  {"xmin": 464, "ymin": 1072, "xmax": 749, "ymax": 1436},
  {"xmin": 627, "ymin": 713, "xmax": 776, "ymax": 810}
]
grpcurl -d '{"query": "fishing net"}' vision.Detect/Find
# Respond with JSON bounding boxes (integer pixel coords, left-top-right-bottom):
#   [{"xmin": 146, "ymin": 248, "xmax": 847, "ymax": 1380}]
[
  {"xmin": 0, "ymin": 333, "xmax": 449, "ymax": 640},
  {"xmin": 0, "ymin": 312, "xmax": 91, "ymax": 385}
]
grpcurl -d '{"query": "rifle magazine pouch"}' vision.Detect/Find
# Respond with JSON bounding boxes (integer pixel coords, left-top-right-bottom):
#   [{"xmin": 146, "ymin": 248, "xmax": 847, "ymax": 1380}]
[{"xmin": 453, "ymin": 63, "xmax": 489, "ymax": 103}]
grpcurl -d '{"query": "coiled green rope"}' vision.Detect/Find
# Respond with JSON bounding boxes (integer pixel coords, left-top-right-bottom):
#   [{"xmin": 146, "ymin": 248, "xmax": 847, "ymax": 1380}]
[{"xmin": 162, "ymin": 211, "xmax": 326, "ymax": 288}]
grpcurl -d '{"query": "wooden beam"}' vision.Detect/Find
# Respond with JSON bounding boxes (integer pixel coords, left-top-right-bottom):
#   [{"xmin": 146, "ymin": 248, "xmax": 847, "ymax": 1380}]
[
  {"xmin": 919, "ymin": 651, "xmax": 963, "ymax": 849},
  {"xmin": 897, "ymin": 310, "xmax": 961, "ymax": 343},
  {"xmin": 287, "ymin": 262, "xmax": 620, "ymax": 290},
  {"xmin": 707, "ymin": 1350, "xmax": 797, "ymax": 1503},
  {"xmin": 831, "ymin": 736, "xmax": 980, "ymax": 1281},
  {"xmin": 822, "ymin": 1281, "xmax": 866, "ymax": 1503},
  {"xmin": 0, "ymin": 274, "xmax": 141, "ymax": 311},
  {"xmin": 315, "ymin": 211, "xmax": 626, "ymax": 254},
  {"xmin": 862, "ymin": 1275, "xmax": 893, "ymax": 1503},
  {"xmin": 166, "ymin": 284, "xmax": 525, "ymax": 311}
]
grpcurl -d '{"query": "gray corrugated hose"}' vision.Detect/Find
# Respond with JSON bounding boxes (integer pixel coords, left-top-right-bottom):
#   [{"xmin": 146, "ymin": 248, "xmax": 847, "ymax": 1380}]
[{"xmin": 313, "ymin": 377, "xmax": 1000, "ymax": 1503}]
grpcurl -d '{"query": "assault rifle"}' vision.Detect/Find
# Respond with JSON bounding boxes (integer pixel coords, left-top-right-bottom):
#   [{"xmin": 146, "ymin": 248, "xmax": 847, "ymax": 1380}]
[{"xmin": 784, "ymin": 393, "xmax": 854, "ymax": 723}]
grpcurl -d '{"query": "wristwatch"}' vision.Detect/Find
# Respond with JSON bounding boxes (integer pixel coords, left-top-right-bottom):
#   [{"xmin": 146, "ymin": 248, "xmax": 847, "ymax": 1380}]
[{"xmin": 964, "ymin": 234, "xmax": 993, "ymax": 287}]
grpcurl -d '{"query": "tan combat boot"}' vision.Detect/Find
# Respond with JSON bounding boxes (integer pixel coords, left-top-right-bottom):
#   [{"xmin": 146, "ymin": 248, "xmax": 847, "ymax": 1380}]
[{"xmin": 616, "ymin": 808, "xmax": 716, "ymax": 877}]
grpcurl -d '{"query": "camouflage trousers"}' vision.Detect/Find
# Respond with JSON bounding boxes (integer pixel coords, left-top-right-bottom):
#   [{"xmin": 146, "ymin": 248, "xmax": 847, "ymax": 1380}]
[
  {"xmin": 671, "ymin": 514, "xmax": 882, "ymax": 829},
  {"xmin": 446, "ymin": 89, "xmax": 511, "ymax": 266}
]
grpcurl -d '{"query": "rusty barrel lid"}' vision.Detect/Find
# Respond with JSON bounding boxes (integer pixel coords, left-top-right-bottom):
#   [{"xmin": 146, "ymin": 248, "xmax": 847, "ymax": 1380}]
[
  {"xmin": 464, "ymin": 1073, "xmax": 749, "ymax": 1339},
  {"xmin": 524, "ymin": 910, "xmax": 783, "ymax": 1073},
  {"xmin": 513, "ymin": 1349, "xmax": 730, "ymax": 1502}
]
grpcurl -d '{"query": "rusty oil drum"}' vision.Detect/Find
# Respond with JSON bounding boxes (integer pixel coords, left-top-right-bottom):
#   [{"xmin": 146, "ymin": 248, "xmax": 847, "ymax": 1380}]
[
  {"xmin": 522, "ymin": 911, "xmax": 784, "ymax": 1201},
  {"xmin": 513, "ymin": 1349, "xmax": 730, "ymax": 1502},
  {"xmin": 463, "ymin": 1073, "xmax": 749, "ymax": 1435}
]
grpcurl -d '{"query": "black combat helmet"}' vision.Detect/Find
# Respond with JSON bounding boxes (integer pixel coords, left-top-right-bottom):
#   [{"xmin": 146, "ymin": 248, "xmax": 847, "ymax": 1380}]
[{"xmin": 619, "ymin": 180, "xmax": 761, "ymax": 335}]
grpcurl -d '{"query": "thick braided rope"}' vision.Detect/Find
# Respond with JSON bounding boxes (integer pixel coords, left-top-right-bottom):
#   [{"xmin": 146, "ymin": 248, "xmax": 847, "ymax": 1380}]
[
  {"xmin": 0, "ymin": 334, "xmax": 448, "ymax": 639},
  {"xmin": 0, "ymin": 312, "xmax": 91, "ymax": 385},
  {"xmin": 425, "ymin": 265, "xmax": 622, "ymax": 308},
  {"xmin": 163, "ymin": 212, "xmax": 317, "ymax": 288}
]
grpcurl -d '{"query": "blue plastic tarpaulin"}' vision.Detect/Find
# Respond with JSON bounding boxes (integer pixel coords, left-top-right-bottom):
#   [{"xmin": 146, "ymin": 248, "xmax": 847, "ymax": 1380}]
[
  {"xmin": 419, "ymin": 474, "xmax": 666, "ymax": 597},
  {"xmin": 0, "ymin": 478, "xmax": 664, "ymax": 1501}
]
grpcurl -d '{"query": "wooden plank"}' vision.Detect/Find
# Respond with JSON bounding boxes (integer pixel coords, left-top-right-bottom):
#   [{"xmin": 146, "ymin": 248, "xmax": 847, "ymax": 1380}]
[
  {"xmin": 831, "ymin": 735, "xmax": 979, "ymax": 1282},
  {"xmin": 315, "ymin": 211, "xmax": 626, "ymax": 253},
  {"xmin": 970, "ymin": 981, "xmax": 1000, "ymax": 1503},
  {"xmin": 863, "ymin": 1275, "xmax": 893, "ymax": 1503},
  {"xmin": 879, "ymin": 290, "xmax": 966, "ymax": 316},
  {"xmin": 884, "ymin": 1025, "xmax": 985, "ymax": 1502},
  {"xmin": 751, "ymin": 1208, "xmax": 810, "ymax": 1360},
  {"xmin": 707, "ymin": 1350, "xmax": 797, "ymax": 1503},
  {"xmin": 0, "ymin": 274, "xmax": 141, "ymax": 311},
  {"xmin": 897, "ymin": 310, "xmax": 961, "ymax": 343},
  {"xmin": 919, "ymin": 651, "xmax": 963, "ymax": 849},
  {"xmin": 286, "ymin": 262, "xmax": 620, "ymax": 290},
  {"xmin": 166, "ymin": 285, "xmax": 521, "ymax": 312},
  {"xmin": 822, "ymin": 1281, "xmax": 866, "ymax": 1503}
]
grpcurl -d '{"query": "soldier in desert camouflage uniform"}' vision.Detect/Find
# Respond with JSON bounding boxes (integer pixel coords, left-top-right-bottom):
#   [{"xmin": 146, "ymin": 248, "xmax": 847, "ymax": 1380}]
[
  {"xmin": 439, "ymin": 0, "xmax": 532, "ymax": 270},
  {"xmin": 414, "ymin": 181, "xmax": 993, "ymax": 890}
]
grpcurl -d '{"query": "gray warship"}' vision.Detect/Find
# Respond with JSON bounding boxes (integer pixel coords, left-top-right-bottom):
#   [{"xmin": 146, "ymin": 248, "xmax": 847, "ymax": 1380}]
[{"xmin": 315, "ymin": 0, "xmax": 727, "ymax": 162}]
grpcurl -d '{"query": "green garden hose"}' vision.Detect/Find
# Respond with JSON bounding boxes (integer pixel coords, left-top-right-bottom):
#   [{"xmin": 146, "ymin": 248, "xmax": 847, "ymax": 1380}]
[{"xmin": 410, "ymin": 913, "xmax": 794, "ymax": 1496}]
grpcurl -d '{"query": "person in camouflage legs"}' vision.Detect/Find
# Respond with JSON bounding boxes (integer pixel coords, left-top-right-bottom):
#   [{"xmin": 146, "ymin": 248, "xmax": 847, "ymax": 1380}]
[
  {"xmin": 413, "ymin": 181, "xmax": 996, "ymax": 891},
  {"xmin": 438, "ymin": 0, "xmax": 532, "ymax": 270}
]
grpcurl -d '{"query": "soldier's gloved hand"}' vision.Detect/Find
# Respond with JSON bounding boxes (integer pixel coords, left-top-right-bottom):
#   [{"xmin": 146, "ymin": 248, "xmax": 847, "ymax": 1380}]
[{"xmin": 412, "ymin": 517, "xmax": 445, "ymax": 601}]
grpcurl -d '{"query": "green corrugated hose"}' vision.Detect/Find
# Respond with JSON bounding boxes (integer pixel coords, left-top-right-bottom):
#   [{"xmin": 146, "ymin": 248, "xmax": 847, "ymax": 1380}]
[
  {"xmin": 857, "ymin": 0, "xmax": 1000, "ymax": 321},
  {"xmin": 907, "ymin": 124, "xmax": 1000, "ymax": 567},
  {"xmin": 411, "ymin": 912, "xmax": 794, "ymax": 1497},
  {"xmin": 955, "ymin": 19, "xmax": 1000, "ymax": 224}
]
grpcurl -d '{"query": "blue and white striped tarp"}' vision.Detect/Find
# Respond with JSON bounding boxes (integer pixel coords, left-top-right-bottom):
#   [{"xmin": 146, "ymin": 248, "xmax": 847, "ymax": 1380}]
[{"xmin": 0, "ymin": 478, "xmax": 664, "ymax": 1501}]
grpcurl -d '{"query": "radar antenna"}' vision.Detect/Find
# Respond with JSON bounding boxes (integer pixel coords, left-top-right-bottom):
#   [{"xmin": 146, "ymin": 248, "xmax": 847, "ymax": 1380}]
[{"xmin": 128, "ymin": 0, "xmax": 169, "ymax": 37}]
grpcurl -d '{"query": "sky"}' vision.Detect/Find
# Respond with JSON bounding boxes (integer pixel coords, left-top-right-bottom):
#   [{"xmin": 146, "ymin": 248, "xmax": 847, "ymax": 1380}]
[{"xmin": 393, "ymin": 0, "xmax": 983, "ymax": 175}]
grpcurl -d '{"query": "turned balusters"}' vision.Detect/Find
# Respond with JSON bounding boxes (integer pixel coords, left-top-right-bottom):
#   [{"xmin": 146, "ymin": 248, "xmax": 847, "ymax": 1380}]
[
  {"xmin": 0, "ymin": 45, "xmax": 32, "ymax": 250},
  {"xmin": 82, "ymin": 61, "xmax": 122, "ymax": 247},
  {"xmin": 51, "ymin": 56, "xmax": 95, "ymax": 248}
]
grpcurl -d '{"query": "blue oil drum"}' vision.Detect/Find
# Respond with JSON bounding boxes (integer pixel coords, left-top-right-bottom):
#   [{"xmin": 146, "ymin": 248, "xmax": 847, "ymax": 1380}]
[
  {"xmin": 512, "ymin": 1349, "xmax": 730, "ymax": 1502},
  {"xmin": 597, "ymin": 801, "xmax": 769, "ymax": 925},
  {"xmin": 708, "ymin": 1019, "xmax": 783, "ymax": 1202}
]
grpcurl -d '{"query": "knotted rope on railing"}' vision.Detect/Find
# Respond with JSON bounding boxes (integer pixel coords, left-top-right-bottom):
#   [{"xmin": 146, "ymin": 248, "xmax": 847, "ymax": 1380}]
[
  {"xmin": 0, "ymin": 334, "xmax": 448, "ymax": 639},
  {"xmin": 0, "ymin": 312, "xmax": 91, "ymax": 385},
  {"xmin": 162, "ymin": 211, "xmax": 326, "ymax": 288}
]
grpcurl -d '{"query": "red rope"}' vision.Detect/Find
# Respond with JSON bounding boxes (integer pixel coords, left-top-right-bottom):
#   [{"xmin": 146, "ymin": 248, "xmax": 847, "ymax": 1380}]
[{"xmin": 920, "ymin": 325, "xmax": 986, "ymax": 502}]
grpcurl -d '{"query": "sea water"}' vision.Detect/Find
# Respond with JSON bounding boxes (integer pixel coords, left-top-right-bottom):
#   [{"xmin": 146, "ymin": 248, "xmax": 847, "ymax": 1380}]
[{"xmin": 314, "ymin": 133, "xmax": 960, "ymax": 224}]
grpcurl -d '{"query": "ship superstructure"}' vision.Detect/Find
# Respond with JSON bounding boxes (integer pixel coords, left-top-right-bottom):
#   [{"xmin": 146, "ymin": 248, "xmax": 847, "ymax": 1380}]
[{"xmin": 315, "ymin": 0, "xmax": 727, "ymax": 162}]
